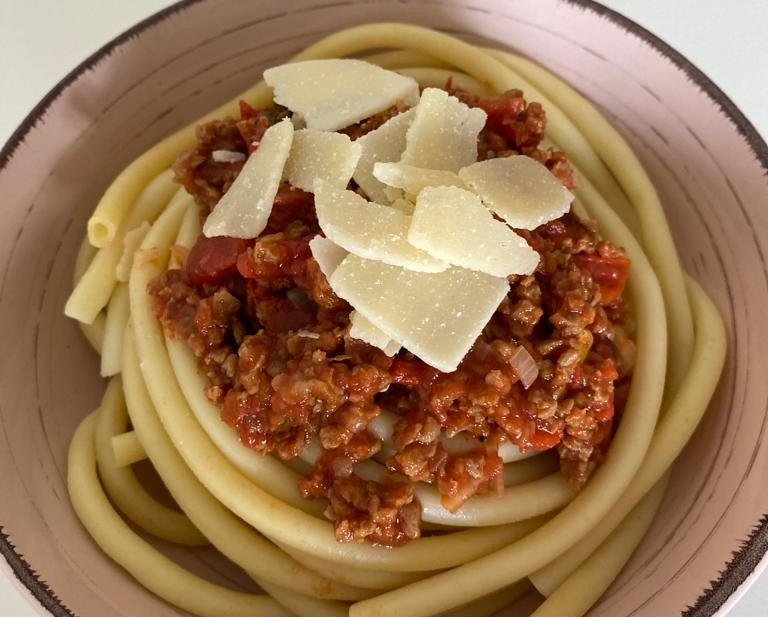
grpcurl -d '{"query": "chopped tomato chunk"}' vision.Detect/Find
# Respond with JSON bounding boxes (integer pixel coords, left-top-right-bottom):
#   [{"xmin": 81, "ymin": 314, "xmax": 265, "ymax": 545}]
[
  {"xmin": 186, "ymin": 235, "xmax": 248, "ymax": 286},
  {"xmin": 575, "ymin": 253, "xmax": 630, "ymax": 304},
  {"xmin": 265, "ymin": 183, "xmax": 316, "ymax": 232},
  {"xmin": 389, "ymin": 358, "xmax": 440, "ymax": 387}
]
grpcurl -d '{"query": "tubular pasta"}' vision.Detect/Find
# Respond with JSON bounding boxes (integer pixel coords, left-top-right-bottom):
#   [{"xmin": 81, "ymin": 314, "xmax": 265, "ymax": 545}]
[{"xmin": 64, "ymin": 22, "xmax": 726, "ymax": 617}]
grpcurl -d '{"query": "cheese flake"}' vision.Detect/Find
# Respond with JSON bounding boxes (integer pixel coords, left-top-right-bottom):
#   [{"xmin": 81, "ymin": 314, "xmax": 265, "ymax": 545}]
[
  {"xmin": 352, "ymin": 108, "xmax": 415, "ymax": 204},
  {"xmin": 314, "ymin": 182, "xmax": 447, "ymax": 273},
  {"xmin": 373, "ymin": 162, "xmax": 464, "ymax": 201},
  {"xmin": 263, "ymin": 59, "xmax": 419, "ymax": 131},
  {"xmin": 284, "ymin": 129, "xmax": 361, "ymax": 193},
  {"xmin": 349, "ymin": 311, "xmax": 400, "ymax": 356},
  {"xmin": 459, "ymin": 156, "xmax": 573, "ymax": 229},
  {"xmin": 400, "ymin": 88, "xmax": 486, "ymax": 172},
  {"xmin": 329, "ymin": 255, "xmax": 509, "ymax": 372},
  {"xmin": 308, "ymin": 236, "xmax": 348, "ymax": 278},
  {"xmin": 203, "ymin": 119, "xmax": 293, "ymax": 239},
  {"xmin": 409, "ymin": 186, "xmax": 540, "ymax": 277}
]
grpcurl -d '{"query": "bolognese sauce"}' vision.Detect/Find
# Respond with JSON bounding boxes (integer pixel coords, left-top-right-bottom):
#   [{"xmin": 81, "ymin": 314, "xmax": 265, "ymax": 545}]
[{"xmin": 149, "ymin": 90, "xmax": 633, "ymax": 547}]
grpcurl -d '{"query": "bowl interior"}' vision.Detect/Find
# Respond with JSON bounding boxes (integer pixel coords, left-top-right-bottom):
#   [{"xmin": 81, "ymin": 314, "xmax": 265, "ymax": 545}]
[{"xmin": 1, "ymin": 1, "xmax": 767, "ymax": 616}]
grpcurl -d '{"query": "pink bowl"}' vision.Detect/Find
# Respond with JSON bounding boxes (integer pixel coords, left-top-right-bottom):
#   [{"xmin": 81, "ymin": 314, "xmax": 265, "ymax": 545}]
[{"xmin": 1, "ymin": 1, "xmax": 766, "ymax": 616}]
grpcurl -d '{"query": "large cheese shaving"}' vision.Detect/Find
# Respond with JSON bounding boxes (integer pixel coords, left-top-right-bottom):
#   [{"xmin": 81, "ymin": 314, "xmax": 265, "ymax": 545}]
[
  {"xmin": 409, "ymin": 186, "xmax": 540, "ymax": 277},
  {"xmin": 373, "ymin": 162, "xmax": 464, "ymax": 201},
  {"xmin": 352, "ymin": 109, "xmax": 415, "ymax": 204},
  {"xmin": 329, "ymin": 255, "xmax": 509, "ymax": 372},
  {"xmin": 263, "ymin": 59, "xmax": 419, "ymax": 131},
  {"xmin": 309, "ymin": 237, "xmax": 400, "ymax": 356},
  {"xmin": 308, "ymin": 235, "xmax": 348, "ymax": 278},
  {"xmin": 349, "ymin": 311, "xmax": 400, "ymax": 356},
  {"xmin": 203, "ymin": 119, "xmax": 294, "ymax": 239},
  {"xmin": 314, "ymin": 181, "xmax": 447, "ymax": 273},
  {"xmin": 400, "ymin": 88, "xmax": 486, "ymax": 172},
  {"xmin": 284, "ymin": 129, "xmax": 361, "ymax": 193},
  {"xmin": 458, "ymin": 156, "xmax": 573, "ymax": 229}
]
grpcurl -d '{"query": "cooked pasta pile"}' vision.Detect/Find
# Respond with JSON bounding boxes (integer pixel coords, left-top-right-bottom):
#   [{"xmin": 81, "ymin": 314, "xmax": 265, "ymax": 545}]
[{"xmin": 65, "ymin": 23, "xmax": 725, "ymax": 617}]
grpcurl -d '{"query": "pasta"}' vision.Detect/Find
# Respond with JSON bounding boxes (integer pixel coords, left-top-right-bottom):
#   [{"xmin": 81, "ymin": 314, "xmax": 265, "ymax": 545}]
[{"xmin": 65, "ymin": 22, "xmax": 726, "ymax": 617}]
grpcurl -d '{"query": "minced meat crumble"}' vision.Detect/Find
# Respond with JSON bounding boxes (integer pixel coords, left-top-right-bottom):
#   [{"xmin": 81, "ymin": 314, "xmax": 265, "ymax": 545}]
[{"xmin": 149, "ymin": 89, "xmax": 633, "ymax": 547}]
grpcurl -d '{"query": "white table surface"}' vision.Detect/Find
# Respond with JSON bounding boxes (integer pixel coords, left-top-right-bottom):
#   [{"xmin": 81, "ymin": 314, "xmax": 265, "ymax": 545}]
[{"xmin": 1, "ymin": 1, "xmax": 766, "ymax": 615}]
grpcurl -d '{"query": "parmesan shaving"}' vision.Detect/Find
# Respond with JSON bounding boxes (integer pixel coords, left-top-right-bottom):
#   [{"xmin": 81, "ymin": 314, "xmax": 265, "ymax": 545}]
[
  {"xmin": 349, "ymin": 311, "xmax": 400, "ymax": 356},
  {"xmin": 284, "ymin": 129, "xmax": 361, "ymax": 193},
  {"xmin": 308, "ymin": 236, "xmax": 348, "ymax": 278},
  {"xmin": 352, "ymin": 108, "xmax": 415, "ymax": 204},
  {"xmin": 115, "ymin": 222, "xmax": 151, "ymax": 282},
  {"xmin": 203, "ymin": 119, "xmax": 294, "ymax": 239},
  {"xmin": 458, "ymin": 156, "xmax": 573, "ymax": 229},
  {"xmin": 409, "ymin": 186, "xmax": 540, "ymax": 277},
  {"xmin": 330, "ymin": 255, "xmax": 509, "ymax": 372},
  {"xmin": 400, "ymin": 88, "xmax": 486, "ymax": 172},
  {"xmin": 263, "ymin": 59, "xmax": 419, "ymax": 131},
  {"xmin": 314, "ymin": 182, "xmax": 447, "ymax": 273},
  {"xmin": 373, "ymin": 162, "xmax": 464, "ymax": 201}
]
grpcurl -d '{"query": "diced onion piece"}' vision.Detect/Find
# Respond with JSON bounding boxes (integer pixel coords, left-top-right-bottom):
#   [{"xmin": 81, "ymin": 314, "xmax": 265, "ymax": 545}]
[
  {"xmin": 373, "ymin": 162, "xmax": 464, "ymax": 201},
  {"xmin": 297, "ymin": 329, "xmax": 320, "ymax": 339},
  {"xmin": 263, "ymin": 59, "xmax": 419, "ymax": 131},
  {"xmin": 308, "ymin": 236, "xmax": 348, "ymax": 278},
  {"xmin": 329, "ymin": 255, "xmax": 509, "ymax": 372},
  {"xmin": 203, "ymin": 119, "xmax": 294, "ymax": 239},
  {"xmin": 284, "ymin": 129, "xmax": 361, "ymax": 193},
  {"xmin": 314, "ymin": 181, "xmax": 447, "ymax": 273},
  {"xmin": 353, "ymin": 109, "xmax": 415, "ymax": 204},
  {"xmin": 509, "ymin": 345, "xmax": 539, "ymax": 388},
  {"xmin": 349, "ymin": 311, "xmax": 400, "ymax": 356},
  {"xmin": 458, "ymin": 156, "xmax": 573, "ymax": 229},
  {"xmin": 409, "ymin": 186, "xmax": 539, "ymax": 277},
  {"xmin": 400, "ymin": 88, "xmax": 486, "ymax": 172},
  {"xmin": 211, "ymin": 150, "xmax": 246, "ymax": 163},
  {"xmin": 390, "ymin": 198, "xmax": 415, "ymax": 215}
]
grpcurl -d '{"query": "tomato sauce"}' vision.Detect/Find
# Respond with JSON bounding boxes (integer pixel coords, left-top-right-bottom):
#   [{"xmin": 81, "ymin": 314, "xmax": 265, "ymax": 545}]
[{"xmin": 149, "ymin": 90, "xmax": 633, "ymax": 546}]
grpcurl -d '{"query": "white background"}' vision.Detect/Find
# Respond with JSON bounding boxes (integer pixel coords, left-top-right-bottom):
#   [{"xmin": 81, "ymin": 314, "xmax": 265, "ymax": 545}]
[{"xmin": 1, "ymin": 1, "xmax": 766, "ymax": 616}]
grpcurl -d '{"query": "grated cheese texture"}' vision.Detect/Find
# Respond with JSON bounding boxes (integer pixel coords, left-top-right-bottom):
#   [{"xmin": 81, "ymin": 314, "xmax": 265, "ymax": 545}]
[
  {"xmin": 349, "ymin": 311, "xmax": 400, "ymax": 356},
  {"xmin": 400, "ymin": 88, "xmax": 486, "ymax": 172},
  {"xmin": 203, "ymin": 119, "xmax": 293, "ymax": 238},
  {"xmin": 308, "ymin": 235, "xmax": 348, "ymax": 279},
  {"xmin": 352, "ymin": 108, "xmax": 415, "ymax": 204},
  {"xmin": 409, "ymin": 186, "xmax": 540, "ymax": 277},
  {"xmin": 372, "ymin": 162, "xmax": 464, "ymax": 201},
  {"xmin": 283, "ymin": 129, "xmax": 361, "ymax": 193},
  {"xmin": 329, "ymin": 255, "xmax": 510, "ymax": 372},
  {"xmin": 314, "ymin": 181, "xmax": 447, "ymax": 273},
  {"xmin": 263, "ymin": 59, "xmax": 419, "ymax": 131},
  {"xmin": 459, "ymin": 155, "xmax": 573, "ymax": 229}
]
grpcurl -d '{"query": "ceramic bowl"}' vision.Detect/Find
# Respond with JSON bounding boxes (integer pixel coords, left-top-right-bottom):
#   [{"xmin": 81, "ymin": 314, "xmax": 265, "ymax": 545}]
[{"xmin": 1, "ymin": 1, "xmax": 766, "ymax": 615}]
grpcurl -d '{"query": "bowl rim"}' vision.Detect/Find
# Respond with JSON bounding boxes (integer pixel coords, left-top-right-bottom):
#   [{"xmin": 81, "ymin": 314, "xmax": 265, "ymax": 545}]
[{"xmin": 1, "ymin": 1, "xmax": 766, "ymax": 616}]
